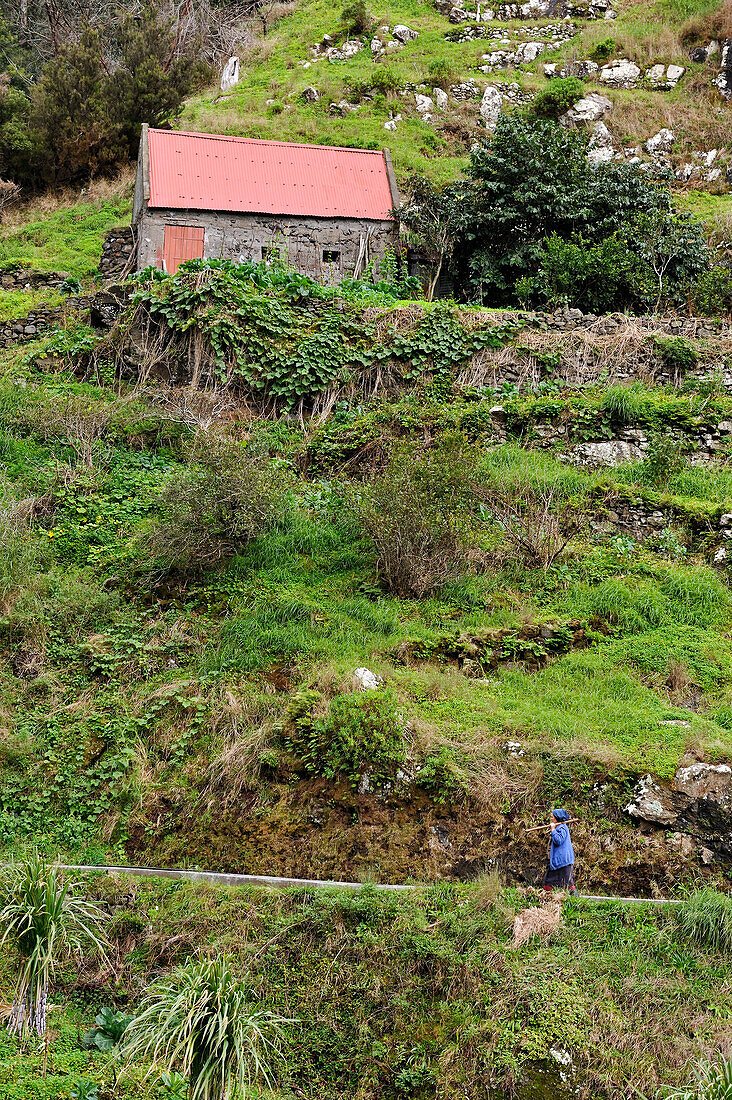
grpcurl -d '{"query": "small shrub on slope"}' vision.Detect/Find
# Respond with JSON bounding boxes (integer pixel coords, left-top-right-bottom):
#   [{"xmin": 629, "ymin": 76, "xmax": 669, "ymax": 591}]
[
  {"xmin": 352, "ymin": 436, "xmax": 478, "ymax": 598},
  {"xmin": 531, "ymin": 78, "xmax": 585, "ymax": 120},
  {"xmin": 142, "ymin": 434, "xmax": 291, "ymax": 572},
  {"xmin": 283, "ymin": 688, "xmax": 405, "ymax": 785}
]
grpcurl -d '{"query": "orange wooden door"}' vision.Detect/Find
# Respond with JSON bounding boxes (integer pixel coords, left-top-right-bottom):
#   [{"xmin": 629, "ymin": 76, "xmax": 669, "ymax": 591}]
[{"xmin": 163, "ymin": 225, "xmax": 205, "ymax": 274}]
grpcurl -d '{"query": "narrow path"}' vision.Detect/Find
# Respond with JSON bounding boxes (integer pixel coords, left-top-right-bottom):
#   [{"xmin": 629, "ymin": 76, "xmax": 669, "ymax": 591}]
[{"xmin": 60, "ymin": 864, "xmax": 683, "ymax": 903}]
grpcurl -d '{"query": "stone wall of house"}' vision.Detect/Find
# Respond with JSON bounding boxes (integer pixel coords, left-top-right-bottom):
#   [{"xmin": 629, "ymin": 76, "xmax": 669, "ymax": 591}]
[
  {"xmin": 136, "ymin": 209, "xmax": 398, "ymax": 281},
  {"xmin": 99, "ymin": 227, "xmax": 136, "ymax": 278}
]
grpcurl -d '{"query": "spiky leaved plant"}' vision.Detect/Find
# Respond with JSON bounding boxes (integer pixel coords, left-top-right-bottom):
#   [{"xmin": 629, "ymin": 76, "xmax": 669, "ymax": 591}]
[
  {"xmin": 122, "ymin": 956, "xmax": 288, "ymax": 1100},
  {"xmin": 662, "ymin": 1057, "xmax": 732, "ymax": 1100},
  {"xmin": 0, "ymin": 853, "xmax": 105, "ymax": 1053}
]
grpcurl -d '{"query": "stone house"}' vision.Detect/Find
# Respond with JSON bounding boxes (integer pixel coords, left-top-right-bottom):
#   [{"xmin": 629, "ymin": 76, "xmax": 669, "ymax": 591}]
[{"xmin": 132, "ymin": 125, "xmax": 400, "ymax": 281}]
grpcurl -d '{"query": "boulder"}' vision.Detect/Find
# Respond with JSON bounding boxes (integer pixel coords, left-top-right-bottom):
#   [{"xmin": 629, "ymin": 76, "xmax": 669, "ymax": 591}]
[
  {"xmin": 415, "ymin": 93, "xmax": 434, "ymax": 113},
  {"xmin": 515, "ymin": 40, "xmax": 545, "ymax": 62},
  {"xmin": 717, "ymin": 39, "xmax": 732, "ymax": 98},
  {"xmin": 479, "ymin": 83, "xmax": 503, "ymax": 125},
  {"xmin": 353, "ymin": 668, "xmax": 384, "ymax": 691},
  {"xmin": 220, "ymin": 56, "xmax": 240, "ymax": 93},
  {"xmin": 383, "ymin": 116, "xmax": 399, "ymax": 130},
  {"xmin": 587, "ymin": 120, "xmax": 614, "ymax": 163},
  {"xmin": 645, "ymin": 128, "xmax": 674, "ymax": 155},
  {"xmin": 433, "ymin": 87, "xmax": 449, "ymax": 110},
  {"xmin": 600, "ymin": 58, "xmax": 640, "ymax": 86},
  {"xmin": 327, "ymin": 39, "xmax": 363, "ymax": 61},
  {"xmin": 673, "ymin": 762, "xmax": 732, "ymax": 801},
  {"xmin": 562, "ymin": 91, "xmax": 612, "ymax": 125},
  {"xmin": 567, "ymin": 440, "xmax": 643, "ymax": 467},
  {"xmin": 302, "ymin": 85, "xmax": 320, "ymax": 102},
  {"xmin": 625, "ymin": 774, "xmax": 678, "ymax": 825},
  {"xmin": 392, "ymin": 23, "xmax": 418, "ymax": 42}
]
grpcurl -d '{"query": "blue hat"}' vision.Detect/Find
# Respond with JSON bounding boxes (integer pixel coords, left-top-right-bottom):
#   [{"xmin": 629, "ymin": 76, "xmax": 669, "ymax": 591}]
[{"xmin": 552, "ymin": 808, "xmax": 570, "ymax": 822}]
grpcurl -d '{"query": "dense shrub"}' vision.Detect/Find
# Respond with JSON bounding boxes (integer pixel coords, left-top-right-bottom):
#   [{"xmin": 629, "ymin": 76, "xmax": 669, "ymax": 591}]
[
  {"xmin": 283, "ymin": 688, "xmax": 405, "ymax": 785},
  {"xmin": 340, "ymin": 0, "xmax": 375, "ymax": 37},
  {"xmin": 530, "ymin": 77, "xmax": 585, "ymax": 120},
  {"xmin": 690, "ymin": 265, "xmax": 732, "ymax": 317},
  {"xmin": 448, "ymin": 114, "xmax": 710, "ymax": 311},
  {"xmin": 142, "ymin": 435, "xmax": 291, "ymax": 572},
  {"xmin": 0, "ymin": 2, "xmax": 211, "ymax": 187},
  {"xmin": 352, "ymin": 436, "xmax": 478, "ymax": 598},
  {"xmin": 534, "ymin": 231, "xmax": 641, "ymax": 312}
]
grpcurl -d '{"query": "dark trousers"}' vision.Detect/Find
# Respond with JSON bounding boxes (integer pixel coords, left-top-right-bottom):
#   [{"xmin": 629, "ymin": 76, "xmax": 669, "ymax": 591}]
[{"xmin": 542, "ymin": 862, "xmax": 575, "ymax": 890}]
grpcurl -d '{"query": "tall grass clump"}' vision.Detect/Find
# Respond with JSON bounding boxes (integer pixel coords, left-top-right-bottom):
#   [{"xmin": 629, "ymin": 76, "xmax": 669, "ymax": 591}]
[
  {"xmin": 0, "ymin": 854, "xmax": 105, "ymax": 1045},
  {"xmin": 121, "ymin": 956, "xmax": 287, "ymax": 1100},
  {"xmin": 676, "ymin": 889, "xmax": 732, "ymax": 952},
  {"xmin": 562, "ymin": 564, "xmax": 730, "ymax": 635},
  {"xmin": 661, "ymin": 1055, "xmax": 732, "ymax": 1099}
]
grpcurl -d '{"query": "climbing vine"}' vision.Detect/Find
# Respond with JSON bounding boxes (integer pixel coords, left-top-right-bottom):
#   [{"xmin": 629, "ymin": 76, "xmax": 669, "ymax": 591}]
[{"xmin": 127, "ymin": 260, "xmax": 518, "ymax": 407}]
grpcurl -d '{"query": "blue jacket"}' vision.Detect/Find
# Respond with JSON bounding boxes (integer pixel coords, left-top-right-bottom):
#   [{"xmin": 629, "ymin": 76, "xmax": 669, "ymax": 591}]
[{"xmin": 549, "ymin": 824, "xmax": 575, "ymax": 869}]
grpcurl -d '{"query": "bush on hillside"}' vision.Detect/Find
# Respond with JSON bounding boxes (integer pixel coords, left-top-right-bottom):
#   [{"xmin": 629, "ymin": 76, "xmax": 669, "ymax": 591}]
[
  {"xmin": 533, "ymin": 231, "xmax": 641, "ymax": 312},
  {"xmin": 530, "ymin": 77, "xmax": 585, "ymax": 120},
  {"xmin": 352, "ymin": 436, "xmax": 479, "ymax": 598},
  {"xmin": 283, "ymin": 688, "xmax": 405, "ymax": 785},
  {"xmin": 142, "ymin": 435, "xmax": 292, "ymax": 572},
  {"xmin": 0, "ymin": 2, "xmax": 211, "ymax": 187},
  {"xmin": 449, "ymin": 114, "xmax": 710, "ymax": 311},
  {"xmin": 340, "ymin": 0, "xmax": 375, "ymax": 37}
]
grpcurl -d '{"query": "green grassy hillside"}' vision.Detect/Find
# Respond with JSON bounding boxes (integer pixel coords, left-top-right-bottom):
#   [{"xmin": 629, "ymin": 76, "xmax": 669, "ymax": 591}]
[{"xmin": 179, "ymin": 0, "xmax": 732, "ymax": 184}]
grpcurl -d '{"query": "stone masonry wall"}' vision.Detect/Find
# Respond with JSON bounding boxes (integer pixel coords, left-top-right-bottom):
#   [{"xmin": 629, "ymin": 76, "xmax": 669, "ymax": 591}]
[
  {"xmin": 99, "ymin": 227, "xmax": 135, "ymax": 278},
  {"xmin": 136, "ymin": 209, "xmax": 398, "ymax": 282},
  {"xmin": 0, "ymin": 266, "xmax": 71, "ymax": 291},
  {"xmin": 0, "ymin": 297, "xmax": 92, "ymax": 347}
]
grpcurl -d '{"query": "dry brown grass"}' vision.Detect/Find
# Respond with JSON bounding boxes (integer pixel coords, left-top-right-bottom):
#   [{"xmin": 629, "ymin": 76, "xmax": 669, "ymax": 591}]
[
  {"xmin": 681, "ymin": 0, "xmax": 732, "ymax": 45},
  {"xmin": 609, "ymin": 82, "xmax": 732, "ymax": 152},
  {"xmin": 512, "ymin": 895, "xmax": 564, "ymax": 948},
  {"xmin": 3, "ymin": 165, "xmax": 135, "ymax": 227}
]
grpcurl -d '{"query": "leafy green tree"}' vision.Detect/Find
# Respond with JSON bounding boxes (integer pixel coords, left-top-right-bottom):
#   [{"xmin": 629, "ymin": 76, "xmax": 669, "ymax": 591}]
[
  {"xmin": 451, "ymin": 113, "xmax": 710, "ymax": 310},
  {"xmin": 455, "ymin": 116, "xmax": 595, "ymax": 298},
  {"xmin": 0, "ymin": 854, "xmax": 105, "ymax": 1058},
  {"xmin": 106, "ymin": 5, "xmax": 211, "ymax": 158},
  {"xmin": 121, "ymin": 956, "xmax": 288, "ymax": 1100},
  {"xmin": 399, "ymin": 174, "xmax": 464, "ymax": 300}
]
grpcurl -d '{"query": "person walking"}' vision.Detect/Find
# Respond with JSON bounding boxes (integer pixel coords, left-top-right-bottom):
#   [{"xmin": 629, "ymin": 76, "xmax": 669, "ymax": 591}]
[{"xmin": 542, "ymin": 808, "xmax": 577, "ymax": 895}]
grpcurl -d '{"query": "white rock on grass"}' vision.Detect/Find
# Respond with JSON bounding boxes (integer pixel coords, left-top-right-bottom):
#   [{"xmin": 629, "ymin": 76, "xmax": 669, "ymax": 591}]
[
  {"xmin": 415, "ymin": 93, "xmax": 434, "ymax": 113},
  {"xmin": 433, "ymin": 87, "xmax": 449, "ymax": 110},
  {"xmin": 353, "ymin": 668, "xmax": 384, "ymax": 691},
  {"xmin": 480, "ymin": 84, "xmax": 503, "ymax": 126},
  {"xmin": 587, "ymin": 120, "xmax": 614, "ymax": 163},
  {"xmin": 562, "ymin": 91, "xmax": 612, "ymax": 126},
  {"xmin": 600, "ymin": 58, "xmax": 640, "ymax": 86},
  {"xmin": 220, "ymin": 56, "xmax": 240, "ymax": 92},
  {"xmin": 392, "ymin": 23, "xmax": 418, "ymax": 42},
  {"xmin": 568, "ymin": 439, "xmax": 643, "ymax": 467},
  {"xmin": 645, "ymin": 128, "xmax": 674, "ymax": 155}
]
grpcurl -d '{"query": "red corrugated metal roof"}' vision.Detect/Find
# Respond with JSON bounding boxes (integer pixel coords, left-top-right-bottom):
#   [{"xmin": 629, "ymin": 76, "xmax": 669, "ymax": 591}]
[{"xmin": 146, "ymin": 129, "xmax": 394, "ymax": 220}]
